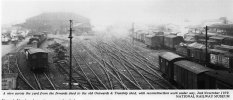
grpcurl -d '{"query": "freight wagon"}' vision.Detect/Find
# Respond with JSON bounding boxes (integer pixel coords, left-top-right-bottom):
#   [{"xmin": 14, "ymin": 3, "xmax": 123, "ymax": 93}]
[
  {"xmin": 145, "ymin": 34, "xmax": 164, "ymax": 49},
  {"xmin": 222, "ymin": 36, "xmax": 233, "ymax": 46},
  {"xmin": 173, "ymin": 60, "xmax": 212, "ymax": 89},
  {"xmin": 164, "ymin": 35, "xmax": 183, "ymax": 50},
  {"xmin": 138, "ymin": 33, "xmax": 146, "ymax": 43},
  {"xmin": 25, "ymin": 48, "xmax": 48, "ymax": 72},
  {"xmin": 205, "ymin": 70, "xmax": 233, "ymax": 89},
  {"xmin": 197, "ymin": 39, "xmax": 218, "ymax": 48},
  {"xmin": 159, "ymin": 52, "xmax": 186, "ymax": 82},
  {"xmin": 195, "ymin": 34, "xmax": 209, "ymax": 41},
  {"xmin": 187, "ymin": 42, "xmax": 208, "ymax": 63},
  {"xmin": 176, "ymin": 44, "xmax": 190, "ymax": 57},
  {"xmin": 209, "ymin": 36, "xmax": 225, "ymax": 45},
  {"xmin": 214, "ymin": 44, "xmax": 233, "ymax": 53},
  {"xmin": 209, "ymin": 49, "xmax": 233, "ymax": 69},
  {"xmin": 184, "ymin": 36, "xmax": 196, "ymax": 43}
]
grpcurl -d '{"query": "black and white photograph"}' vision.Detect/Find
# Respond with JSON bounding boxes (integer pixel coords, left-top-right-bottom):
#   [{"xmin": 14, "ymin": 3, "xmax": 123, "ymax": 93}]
[{"xmin": 1, "ymin": 0, "xmax": 233, "ymax": 92}]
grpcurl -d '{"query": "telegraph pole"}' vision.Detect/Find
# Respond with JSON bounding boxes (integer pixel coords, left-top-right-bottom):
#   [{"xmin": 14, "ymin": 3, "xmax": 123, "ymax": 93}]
[
  {"xmin": 132, "ymin": 22, "xmax": 134, "ymax": 45},
  {"xmin": 69, "ymin": 20, "xmax": 73, "ymax": 89},
  {"xmin": 205, "ymin": 26, "xmax": 208, "ymax": 67}
]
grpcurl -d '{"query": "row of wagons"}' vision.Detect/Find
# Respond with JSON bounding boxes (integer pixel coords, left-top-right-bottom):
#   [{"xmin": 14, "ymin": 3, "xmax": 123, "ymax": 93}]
[
  {"xmin": 159, "ymin": 52, "xmax": 233, "ymax": 89},
  {"xmin": 185, "ymin": 33, "xmax": 233, "ymax": 46},
  {"xmin": 176, "ymin": 43, "xmax": 233, "ymax": 70},
  {"xmin": 143, "ymin": 34, "xmax": 184, "ymax": 50},
  {"xmin": 28, "ymin": 32, "xmax": 47, "ymax": 48}
]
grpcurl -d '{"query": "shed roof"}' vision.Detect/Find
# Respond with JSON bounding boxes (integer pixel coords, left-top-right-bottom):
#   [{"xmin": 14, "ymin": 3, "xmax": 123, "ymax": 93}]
[
  {"xmin": 188, "ymin": 42, "xmax": 206, "ymax": 49},
  {"xmin": 145, "ymin": 34, "xmax": 155, "ymax": 38},
  {"xmin": 209, "ymin": 49, "xmax": 227, "ymax": 54},
  {"xmin": 220, "ymin": 44, "xmax": 233, "ymax": 49},
  {"xmin": 159, "ymin": 52, "xmax": 183, "ymax": 61},
  {"xmin": 146, "ymin": 34, "xmax": 163, "ymax": 38},
  {"xmin": 174, "ymin": 60, "xmax": 211, "ymax": 74},
  {"xmin": 34, "ymin": 32, "xmax": 45, "ymax": 35},
  {"xmin": 198, "ymin": 39, "xmax": 217, "ymax": 43},
  {"xmin": 154, "ymin": 31, "xmax": 164, "ymax": 35},
  {"xmin": 164, "ymin": 35, "xmax": 177, "ymax": 38},
  {"xmin": 185, "ymin": 33, "xmax": 198, "ymax": 36},
  {"xmin": 27, "ymin": 48, "xmax": 47, "ymax": 54},
  {"xmin": 184, "ymin": 36, "xmax": 196, "ymax": 42},
  {"xmin": 217, "ymin": 35, "xmax": 233, "ymax": 38},
  {"xmin": 210, "ymin": 24, "xmax": 233, "ymax": 29},
  {"xmin": 209, "ymin": 36, "xmax": 225, "ymax": 40}
]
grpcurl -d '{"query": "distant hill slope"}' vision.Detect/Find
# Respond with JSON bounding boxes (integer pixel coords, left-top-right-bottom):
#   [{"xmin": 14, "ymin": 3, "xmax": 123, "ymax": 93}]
[{"xmin": 21, "ymin": 12, "xmax": 92, "ymax": 34}]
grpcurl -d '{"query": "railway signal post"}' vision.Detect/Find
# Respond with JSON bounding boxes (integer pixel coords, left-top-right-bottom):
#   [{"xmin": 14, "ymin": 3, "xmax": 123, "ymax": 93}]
[{"xmin": 68, "ymin": 20, "xmax": 74, "ymax": 89}]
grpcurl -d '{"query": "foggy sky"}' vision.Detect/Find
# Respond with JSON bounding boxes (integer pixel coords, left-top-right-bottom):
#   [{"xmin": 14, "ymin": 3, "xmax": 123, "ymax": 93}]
[{"xmin": 1, "ymin": 0, "xmax": 233, "ymax": 27}]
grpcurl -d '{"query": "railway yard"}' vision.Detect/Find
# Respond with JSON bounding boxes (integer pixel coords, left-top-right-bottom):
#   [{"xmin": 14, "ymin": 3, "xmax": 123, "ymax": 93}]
[
  {"xmin": 1, "ymin": 13, "xmax": 233, "ymax": 90},
  {"xmin": 2, "ymin": 25, "xmax": 233, "ymax": 90},
  {"xmin": 2, "ymin": 34, "xmax": 177, "ymax": 90}
]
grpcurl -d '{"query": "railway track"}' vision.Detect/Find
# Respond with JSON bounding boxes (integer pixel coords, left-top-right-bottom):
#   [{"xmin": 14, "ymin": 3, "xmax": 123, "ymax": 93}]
[
  {"xmin": 41, "ymin": 36, "xmax": 176, "ymax": 89},
  {"xmin": 112, "ymin": 39, "xmax": 177, "ymax": 88},
  {"xmin": 78, "ymin": 42, "xmax": 148, "ymax": 89},
  {"xmin": 72, "ymin": 42, "xmax": 129, "ymax": 89},
  {"xmin": 112, "ymin": 39, "xmax": 160, "ymax": 68},
  {"xmin": 73, "ymin": 47, "xmax": 123, "ymax": 89},
  {"xmin": 56, "ymin": 61, "xmax": 89, "ymax": 90},
  {"xmin": 87, "ymin": 43, "xmax": 144, "ymax": 89},
  {"xmin": 90, "ymin": 42, "xmax": 159, "ymax": 89},
  {"xmin": 3, "ymin": 52, "xmax": 58, "ymax": 90},
  {"xmin": 13, "ymin": 53, "xmax": 37, "ymax": 90},
  {"xmin": 113, "ymin": 40, "xmax": 175, "ymax": 88},
  {"xmin": 82, "ymin": 39, "xmax": 176, "ymax": 89},
  {"xmin": 111, "ymin": 40, "xmax": 162, "ymax": 74},
  {"xmin": 72, "ymin": 55, "xmax": 101, "ymax": 89},
  {"xmin": 74, "ymin": 50, "xmax": 108, "ymax": 89},
  {"xmin": 33, "ymin": 72, "xmax": 57, "ymax": 90}
]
